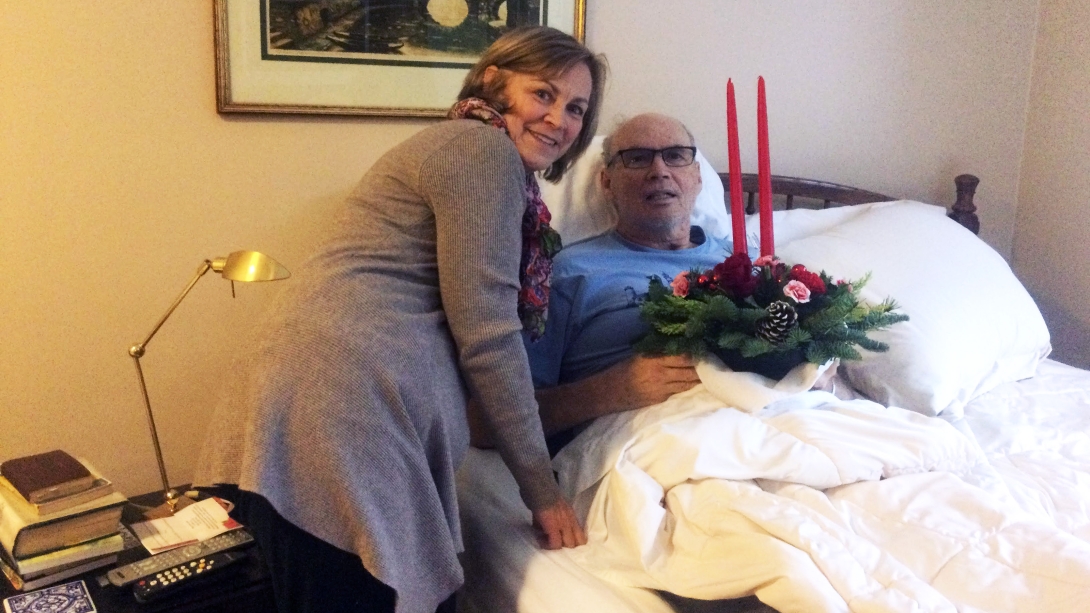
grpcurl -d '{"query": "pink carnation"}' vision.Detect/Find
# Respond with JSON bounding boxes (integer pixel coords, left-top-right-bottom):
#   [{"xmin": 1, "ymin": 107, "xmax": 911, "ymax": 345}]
[
  {"xmin": 672, "ymin": 271, "xmax": 691, "ymax": 297},
  {"xmin": 783, "ymin": 280, "xmax": 811, "ymax": 303},
  {"xmin": 754, "ymin": 255, "xmax": 779, "ymax": 267}
]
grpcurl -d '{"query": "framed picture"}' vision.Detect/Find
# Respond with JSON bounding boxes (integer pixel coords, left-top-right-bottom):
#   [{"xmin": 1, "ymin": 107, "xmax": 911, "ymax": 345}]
[{"xmin": 215, "ymin": 0, "xmax": 587, "ymax": 118}]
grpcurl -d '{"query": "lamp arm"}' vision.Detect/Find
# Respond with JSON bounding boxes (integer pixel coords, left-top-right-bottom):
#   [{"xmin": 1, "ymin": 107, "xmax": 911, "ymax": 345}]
[
  {"xmin": 127, "ymin": 258, "xmax": 213, "ymax": 510},
  {"xmin": 130, "ymin": 260, "xmax": 214, "ymax": 357},
  {"xmin": 130, "ymin": 353, "xmax": 174, "ymax": 503}
]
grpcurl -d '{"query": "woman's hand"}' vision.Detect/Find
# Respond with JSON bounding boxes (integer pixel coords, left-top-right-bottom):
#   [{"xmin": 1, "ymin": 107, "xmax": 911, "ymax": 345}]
[{"xmin": 532, "ymin": 497, "xmax": 587, "ymax": 549}]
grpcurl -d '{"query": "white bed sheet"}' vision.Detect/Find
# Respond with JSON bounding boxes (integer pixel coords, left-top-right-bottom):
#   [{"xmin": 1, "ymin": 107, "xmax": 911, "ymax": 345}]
[
  {"xmin": 456, "ymin": 359, "xmax": 1090, "ymax": 612},
  {"xmin": 457, "ymin": 447, "xmax": 778, "ymax": 613},
  {"xmin": 960, "ymin": 358, "xmax": 1090, "ymax": 539},
  {"xmin": 456, "ymin": 448, "xmax": 684, "ymax": 613}
]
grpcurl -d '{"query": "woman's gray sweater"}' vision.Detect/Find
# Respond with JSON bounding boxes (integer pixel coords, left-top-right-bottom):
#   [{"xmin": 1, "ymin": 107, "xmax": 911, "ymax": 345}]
[{"xmin": 195, "ymin": 120, "xmax": 559, "ymax": 613}]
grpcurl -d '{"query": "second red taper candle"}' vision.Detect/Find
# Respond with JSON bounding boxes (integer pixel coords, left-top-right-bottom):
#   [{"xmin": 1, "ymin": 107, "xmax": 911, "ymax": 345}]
[{"xmin": 756, "ymin": 76, "xmax": 774, "ymax": 257}]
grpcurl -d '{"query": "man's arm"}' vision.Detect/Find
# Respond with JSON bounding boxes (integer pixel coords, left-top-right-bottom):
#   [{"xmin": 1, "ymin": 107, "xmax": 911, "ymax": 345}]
[{"xmin": 469, "ymin": 354, "xmax": 700, "ymax": 448}]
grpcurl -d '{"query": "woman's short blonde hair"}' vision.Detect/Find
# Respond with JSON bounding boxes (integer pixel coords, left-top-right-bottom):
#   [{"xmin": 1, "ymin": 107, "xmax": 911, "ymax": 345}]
[{"xmin": 457, "ymin": 26, "xmax": 608, "ymax": 183}]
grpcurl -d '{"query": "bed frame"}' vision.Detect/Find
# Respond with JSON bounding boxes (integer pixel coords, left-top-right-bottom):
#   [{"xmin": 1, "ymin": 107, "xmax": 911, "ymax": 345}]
[{"xmin": 718, "ymin": 172, "xmax": 981, "ymax": 235}]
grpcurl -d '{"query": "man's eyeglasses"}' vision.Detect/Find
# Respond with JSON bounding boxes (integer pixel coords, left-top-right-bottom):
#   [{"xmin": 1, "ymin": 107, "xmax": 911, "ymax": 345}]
[{"xmin": 608, "ymin": 146, "xmax": 697, "ymax": 169}]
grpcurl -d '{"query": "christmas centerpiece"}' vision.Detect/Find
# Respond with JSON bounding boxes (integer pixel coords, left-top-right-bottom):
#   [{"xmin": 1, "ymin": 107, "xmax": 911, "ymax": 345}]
[{"xmin": 634, "ymin": 253, "xmax": 909, "ymax": 380}]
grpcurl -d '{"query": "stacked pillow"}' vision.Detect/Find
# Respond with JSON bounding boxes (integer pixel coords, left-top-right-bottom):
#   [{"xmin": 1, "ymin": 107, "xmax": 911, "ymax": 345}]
[
  {"xmin": 542, "ymin": 141, "xmax": 1051, "ymax": 417},
  {"xmin": 776, "ymin": 201, "xmax": 1051, "ymax": 417}
]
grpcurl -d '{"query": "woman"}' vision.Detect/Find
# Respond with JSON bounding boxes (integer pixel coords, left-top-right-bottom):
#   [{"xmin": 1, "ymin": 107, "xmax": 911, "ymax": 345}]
[{"xmin": 194, "ymin": 26, "xmax": 607, "ymax": 613}]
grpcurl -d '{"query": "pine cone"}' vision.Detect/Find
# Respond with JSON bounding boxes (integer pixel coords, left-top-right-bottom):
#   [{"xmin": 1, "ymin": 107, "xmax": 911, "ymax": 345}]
[{"xmin": 755, "ymin": 301, "xmax": 798, "ymax": 344}]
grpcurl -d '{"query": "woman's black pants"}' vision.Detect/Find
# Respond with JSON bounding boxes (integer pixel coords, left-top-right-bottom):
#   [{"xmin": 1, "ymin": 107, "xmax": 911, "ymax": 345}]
[{"xmin": 213, "ymin": 486, "xmax": 457, "ymax": 613}]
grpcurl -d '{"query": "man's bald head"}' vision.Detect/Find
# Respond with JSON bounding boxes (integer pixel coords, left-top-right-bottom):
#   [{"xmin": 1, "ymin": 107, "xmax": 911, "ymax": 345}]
[{"xmin": 600, "ymin": 113, "xmax": 702, "ymax": 250}]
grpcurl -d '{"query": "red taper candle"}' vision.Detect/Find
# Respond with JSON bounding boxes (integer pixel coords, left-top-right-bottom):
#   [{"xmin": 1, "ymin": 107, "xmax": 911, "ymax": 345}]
[
  {"xmin": 756, "ymin": 76, "xmax": 774, "ymax": 257},
  {"xmin": 726, "ymin": 80, "xmax": 747, "ymax": 255}
]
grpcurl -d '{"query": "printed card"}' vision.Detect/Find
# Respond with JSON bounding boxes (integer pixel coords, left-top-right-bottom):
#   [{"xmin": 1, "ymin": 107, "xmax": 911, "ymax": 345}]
[
  {"xmin": 130, "ymin": 496, "xmax": 242, "ymax": 554},
  {"xmin": 3, "ymin": 579, "xmax": 96, "ymax": 613}
]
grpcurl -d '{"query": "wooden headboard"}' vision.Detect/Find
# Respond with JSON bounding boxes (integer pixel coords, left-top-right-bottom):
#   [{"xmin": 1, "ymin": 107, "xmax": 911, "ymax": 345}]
[{"xmin": 717, "ymin": 173, "xmax": 981, "ymax": 235}]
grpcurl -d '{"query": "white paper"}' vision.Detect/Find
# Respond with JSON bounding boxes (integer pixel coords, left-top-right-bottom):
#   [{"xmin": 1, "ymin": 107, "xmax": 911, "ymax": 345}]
[{"xmin": 130, "ymin": 497, "xmax": 242, "ymax": 554}]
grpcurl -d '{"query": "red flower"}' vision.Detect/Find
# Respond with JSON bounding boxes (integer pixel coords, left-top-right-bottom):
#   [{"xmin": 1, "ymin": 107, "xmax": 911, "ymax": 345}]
[
  {"xmin": 789, "ymin": 264, "xmax": 826, "ymax": 295},
  {"xmin": 710, "ymin": 253, "xmax": 758, "ymax": 298},
  {"xmin": 671, "ymin": 272, "xmax": 691, "ymax": 297}
]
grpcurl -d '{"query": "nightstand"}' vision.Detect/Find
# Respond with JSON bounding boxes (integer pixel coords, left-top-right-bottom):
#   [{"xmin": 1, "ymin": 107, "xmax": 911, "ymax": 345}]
[{"xmin": 1, "ymin": 487, "xmax": 276, "ymax": 612}]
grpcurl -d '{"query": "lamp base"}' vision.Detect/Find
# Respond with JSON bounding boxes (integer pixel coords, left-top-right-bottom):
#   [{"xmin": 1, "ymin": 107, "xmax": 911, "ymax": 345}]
[{"xmin": 136, "ymin": 489, "xmax": 197, "ymax": 519}]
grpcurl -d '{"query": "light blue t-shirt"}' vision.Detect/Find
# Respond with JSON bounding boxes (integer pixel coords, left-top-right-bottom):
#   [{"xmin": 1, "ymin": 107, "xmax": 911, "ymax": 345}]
[{"xmin": 526, "ymin": 226, "xmax": 734, "ymax": 388}]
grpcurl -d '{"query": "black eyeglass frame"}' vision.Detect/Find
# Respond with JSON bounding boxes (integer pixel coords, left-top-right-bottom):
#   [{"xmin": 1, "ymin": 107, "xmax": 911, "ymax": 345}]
[{"xmin": 607, "ymin": 146, "xmax": 698, "ymax": 169}]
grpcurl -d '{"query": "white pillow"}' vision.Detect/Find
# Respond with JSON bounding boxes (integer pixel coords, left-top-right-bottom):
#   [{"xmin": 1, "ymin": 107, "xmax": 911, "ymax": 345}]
[
  {"xmin": 540, "ymin": 135, "xmax": 730, "ymax": 244},
  {"xmin": 776, "ymin": 201, "xmax": 1052, "ymax": 417},
  {"xmin": 743, "ymin": 205, "xmax": 876, "ymax": 251}
]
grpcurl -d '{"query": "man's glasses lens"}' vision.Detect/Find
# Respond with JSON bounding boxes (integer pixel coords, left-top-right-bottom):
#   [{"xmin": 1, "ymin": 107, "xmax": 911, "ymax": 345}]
[{"xmin": 615, "ymin": 147, "xmax": 696, "ymax": 169}]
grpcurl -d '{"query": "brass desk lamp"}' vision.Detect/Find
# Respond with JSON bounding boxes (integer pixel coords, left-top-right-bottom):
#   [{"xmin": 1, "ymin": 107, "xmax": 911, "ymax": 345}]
[{"xmin": 129, "ymin": 251, "xmax": 289, "ymax": 517}]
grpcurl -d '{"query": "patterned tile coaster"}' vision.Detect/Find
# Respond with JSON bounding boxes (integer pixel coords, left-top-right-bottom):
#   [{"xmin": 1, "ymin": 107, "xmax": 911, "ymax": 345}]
[{"xmin": 3, "ymin": 579, "xmax": 96, "ymax": 613}]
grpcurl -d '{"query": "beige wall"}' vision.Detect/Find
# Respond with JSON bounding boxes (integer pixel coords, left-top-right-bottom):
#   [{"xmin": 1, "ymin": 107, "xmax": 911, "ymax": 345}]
[
  {"xmin": 1012, "ymin": 0, "xmax": 1090, "ymax": 368},
  {"xmin": 587, "ymin": 0, "xmax": 1040, "ymax": 253},
  {"xmin": 1, "ymin": 3, "xmax": 429, "ymax": 496},
  {"xmin": 0, "ymin": 1, "xmax": 1043, "ymax": 496}
]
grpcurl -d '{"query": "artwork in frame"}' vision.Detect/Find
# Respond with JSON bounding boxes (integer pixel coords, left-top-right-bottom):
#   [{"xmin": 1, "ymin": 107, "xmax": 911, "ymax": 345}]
[{"xmin": 215, "ymin": 0, "xmax": 587, "ymax": 117}]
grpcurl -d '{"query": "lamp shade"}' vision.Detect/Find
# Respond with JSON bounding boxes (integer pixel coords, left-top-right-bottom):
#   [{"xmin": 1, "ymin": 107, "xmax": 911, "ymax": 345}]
[{"xmin": 213, "ymin": 251, "xmax": 290, "ymax": 282}]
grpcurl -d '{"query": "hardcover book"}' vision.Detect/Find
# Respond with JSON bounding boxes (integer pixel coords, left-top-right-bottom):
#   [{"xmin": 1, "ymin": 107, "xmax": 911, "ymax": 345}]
[
  {"xmin": 0, "ymin": 452, "xmax": 93, "ymax": 505},
  {"xmin": 0, "ymin": 534, "xmax": 123, "ymax": 579},
  {"xmin": 1, "ymin": 552, "xmax": 117, "ymax": 593},
  {"xmin": 19, "ymin": 479, "xmax": 113, "ymax": 519},
  {"xmin": 0, "ymin": 484, "xmax": 126, "ymax": 560},
  {"xmin": 0, "ymin": 461, "xmax": 114, "ymax": 518}
]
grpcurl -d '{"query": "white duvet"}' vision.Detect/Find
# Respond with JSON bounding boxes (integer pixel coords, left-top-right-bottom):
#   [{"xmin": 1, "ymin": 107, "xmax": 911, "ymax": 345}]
[{"xmin": 552, "ymin": 365, "xmax": 1090, "ymax": 612}]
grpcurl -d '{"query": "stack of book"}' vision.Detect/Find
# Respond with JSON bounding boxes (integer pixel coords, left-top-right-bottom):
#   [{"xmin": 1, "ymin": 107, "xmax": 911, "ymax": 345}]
[{"xmin": 0, "ymin": 450, "xmax": 128, "ymax": 591}]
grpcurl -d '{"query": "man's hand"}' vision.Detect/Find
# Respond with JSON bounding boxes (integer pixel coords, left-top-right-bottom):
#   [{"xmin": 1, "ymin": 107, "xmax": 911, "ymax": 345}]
[
  {"xmin": 533, "ymin": 354, "xmax": 701, "ymax": 437},
  {"xmin": 471, "ymin": 354, "xmax": 703, "ymax": 448},
  {"xmin": 609, "ymin": 354, "xmax": 701, "ymax": 410},
  {"xmin": 532, "ymin": 497, "xmax": 587, "ymax": 549}
]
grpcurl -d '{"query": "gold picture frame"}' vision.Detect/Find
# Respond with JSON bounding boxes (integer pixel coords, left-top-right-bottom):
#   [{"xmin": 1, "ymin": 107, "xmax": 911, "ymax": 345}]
[{"xmin": 215, "ymin": 0, "xmax": 587, "ymax": 118}]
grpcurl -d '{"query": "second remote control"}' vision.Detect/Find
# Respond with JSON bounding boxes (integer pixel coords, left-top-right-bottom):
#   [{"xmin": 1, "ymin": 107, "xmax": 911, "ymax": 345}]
[{"xmin": 132, "ymin": 550, "xmax": 247, "ymax": 603}]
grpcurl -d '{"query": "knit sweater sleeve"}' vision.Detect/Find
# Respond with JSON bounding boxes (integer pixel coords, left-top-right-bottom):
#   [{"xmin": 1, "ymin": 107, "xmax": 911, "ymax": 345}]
[{"xmin": 419, "ymin": 123, "xmax": 561, "ymax": 512}]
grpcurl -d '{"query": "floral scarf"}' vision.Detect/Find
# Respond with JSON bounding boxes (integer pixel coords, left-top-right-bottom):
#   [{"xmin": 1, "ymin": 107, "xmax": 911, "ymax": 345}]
[{"xmin": 447, "ymin": 97, "xmax": 563, "ymax": 340}]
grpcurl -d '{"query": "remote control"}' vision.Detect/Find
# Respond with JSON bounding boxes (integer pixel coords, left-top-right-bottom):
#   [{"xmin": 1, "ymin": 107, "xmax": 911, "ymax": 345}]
[
  {"xmin": 131, "ymin": 550, "xmax": 247, "ymax": 603},
  {"xmin": 106, "ymin": 528, "xmax": 254, "ymax": 587}
]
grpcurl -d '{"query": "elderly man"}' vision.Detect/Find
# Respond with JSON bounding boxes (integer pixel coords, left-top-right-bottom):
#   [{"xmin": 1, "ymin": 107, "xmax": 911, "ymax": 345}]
[
  {"xmin": 470, "ymin": 112, "xmax": 736, "ymax": 451},
  {"xmin": 525, "ymin": 113, "xmax": 738, "ymax": 451}
]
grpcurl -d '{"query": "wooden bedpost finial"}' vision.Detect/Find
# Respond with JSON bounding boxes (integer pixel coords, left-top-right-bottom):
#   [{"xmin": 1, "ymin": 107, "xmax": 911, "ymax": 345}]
[{"xmin": 949, "ymin": 174, "xmax": 980, "ymax": 235}]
